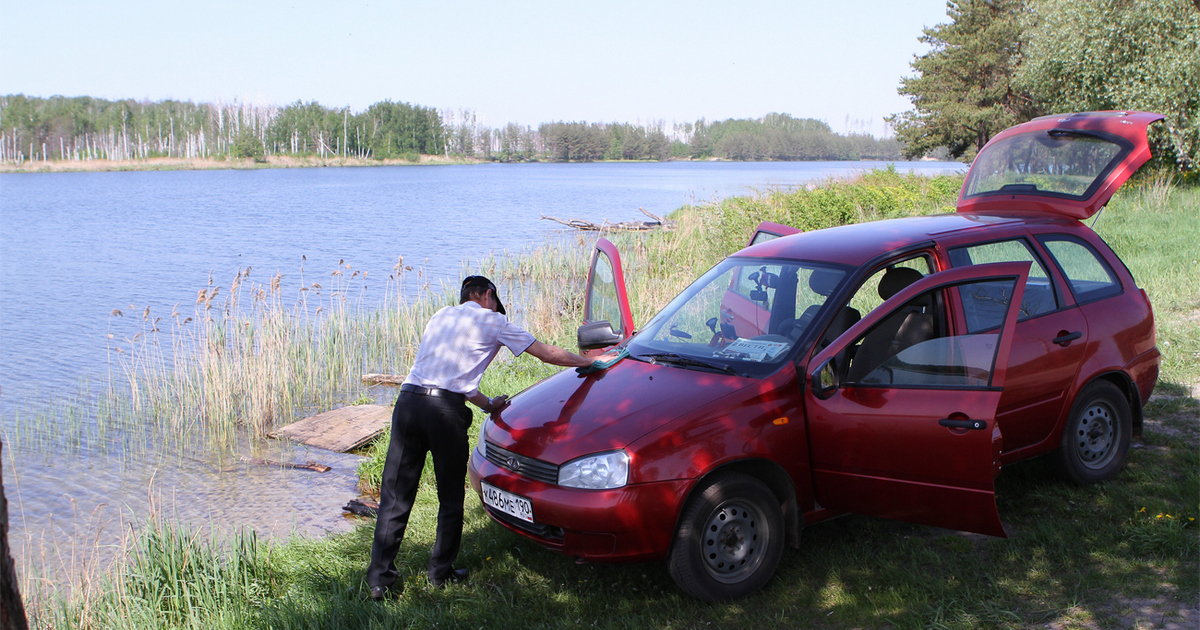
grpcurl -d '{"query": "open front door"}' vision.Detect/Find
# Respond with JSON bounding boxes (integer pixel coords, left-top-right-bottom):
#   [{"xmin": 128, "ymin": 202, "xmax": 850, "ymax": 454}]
[
  {"xmin": 579, "ymin": 237, "xmax": 634, "ymax": 354},
  {"xmin": 749, "ymin": 221, "xmax": 800, "ymax": 246},
  {"xmin": 804, "ymin": 262, "xmax": 1031, "ymax": 537}
]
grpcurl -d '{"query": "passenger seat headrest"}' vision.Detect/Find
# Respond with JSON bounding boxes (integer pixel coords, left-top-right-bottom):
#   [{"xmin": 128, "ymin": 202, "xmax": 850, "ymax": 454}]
[
  {"xmin": 878, "ymin": 267, "xmax": 924, "ymax": 300},
  {"xmin": 808, "ymin": 269, "xmax": 843, "ymax": 296}
]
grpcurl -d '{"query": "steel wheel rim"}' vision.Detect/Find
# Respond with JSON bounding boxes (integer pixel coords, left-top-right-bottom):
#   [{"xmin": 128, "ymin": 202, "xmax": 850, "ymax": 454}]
[
  {"xmin": 700, "ymin": 500, "xmax": 766, "ymax": 583},
  {"xmin": 1075, "ymin": 400, "xmax": 1117, "ymax": 470}
]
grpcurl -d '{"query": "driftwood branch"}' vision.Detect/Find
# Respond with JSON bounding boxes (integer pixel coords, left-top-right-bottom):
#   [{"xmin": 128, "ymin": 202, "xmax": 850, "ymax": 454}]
[
  {"xmin": 343, "ymin": 498, "xmax": 379, "ymax": 518},
  {"xmin": 540, "ymin": 207, "xmax": 675, "ymax": 232},
  {"xmin": 239, "ymin": 456, "xmax": 331, "ymax": 473},
  {"xmin": 362, "ymin": 373, "xmax": 406, "ymax": 386}
]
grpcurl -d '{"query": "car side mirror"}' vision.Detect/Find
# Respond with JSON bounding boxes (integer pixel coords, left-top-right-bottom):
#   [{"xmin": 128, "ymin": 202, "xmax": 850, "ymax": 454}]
[
  {"xmin": 578, "ymin": 321, "xmax": 622, "ymax": 351},
  {"xmin": 809, "ymin": 357, "xmax": 839, "ymax": 399}
]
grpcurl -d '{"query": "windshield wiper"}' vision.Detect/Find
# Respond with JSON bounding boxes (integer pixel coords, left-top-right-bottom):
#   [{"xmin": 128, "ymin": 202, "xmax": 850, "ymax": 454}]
[{"xmin": 638, "ymin": 352, "xmax": 740, "ymax": 375}]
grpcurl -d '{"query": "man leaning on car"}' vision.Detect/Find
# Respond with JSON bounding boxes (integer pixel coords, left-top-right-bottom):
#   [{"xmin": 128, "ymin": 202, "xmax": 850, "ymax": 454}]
[{"xmin": 366, "ymin": 275, "xmax": 599, "ymax": 599}]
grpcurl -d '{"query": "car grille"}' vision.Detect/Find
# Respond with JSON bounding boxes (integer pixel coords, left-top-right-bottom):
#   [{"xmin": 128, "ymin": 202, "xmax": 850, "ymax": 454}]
[{"xmin": 484, "ymin": 442, "xmax": 559, "ymax": 485}]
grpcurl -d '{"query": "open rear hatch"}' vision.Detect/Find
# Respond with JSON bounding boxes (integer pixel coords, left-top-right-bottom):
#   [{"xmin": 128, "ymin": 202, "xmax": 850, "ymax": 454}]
[{"xmin": 957, "ymin": 111, "xmax": 1165, "ymax": 220}]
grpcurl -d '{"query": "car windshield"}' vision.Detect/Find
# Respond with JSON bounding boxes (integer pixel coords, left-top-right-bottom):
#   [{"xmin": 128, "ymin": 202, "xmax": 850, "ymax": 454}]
[
  {"xmin": 627, "ymin": 257, "xmax": 847, "ymax": 377},
  {"xmin": 962, "ymin": 129, "xmax": 1129, "ymax": 199}
]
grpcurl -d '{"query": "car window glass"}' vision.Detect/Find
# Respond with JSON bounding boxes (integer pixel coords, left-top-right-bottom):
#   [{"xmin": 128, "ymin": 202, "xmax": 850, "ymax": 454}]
[
  {"xmin": 749, "ymin": 231, "xmax": 782, "ymax": 246},
  {"xmin": 629, "ymin": 259, "xmax": 846, "ymax": 376},
  {"xmin": 586, "ymin": 251, "xmax": 624, "ymax": 335},
  {"xmin": 957, "ymin": 280, "xmax": 1023, "ymax": 334},
  {"xmin": 949, "ymin": 239, "xmax": 1058, "ymax": 325},
  {"xmin": 1037, "ymin": 236, "xmax": 1121, "ymax": 303},
  {"xmin": 962, "ymin": 132, "xmax": 1124, "ymax": 199},
  {"xmin": 844, "ymin": 276, "xmax": 1018, "ymax": 388},
  {"xmin": 732, "ymin": 265, "xmax": 774, "ymax": 308},
  {"xmin": 846, "ymin": 256, "xmax": 933, "ymax": 316}
]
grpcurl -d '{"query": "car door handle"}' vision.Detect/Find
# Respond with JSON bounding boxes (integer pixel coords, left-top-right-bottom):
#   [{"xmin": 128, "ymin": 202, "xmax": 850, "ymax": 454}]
[
  {"xmin": 1053, "ymin": 331, "xmax": 1083, "ymax": 346},
  {"xmin": 939, "ymin": 418, "xmax": 987, "ymax": 430}
]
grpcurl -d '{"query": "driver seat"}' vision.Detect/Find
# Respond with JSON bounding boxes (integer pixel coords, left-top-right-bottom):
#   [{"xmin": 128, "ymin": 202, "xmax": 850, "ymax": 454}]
[
  {"xmin": 846, "ymin": 267, "xmax": 932, "ymax": 382},
  {"xmin": 781, "ymin": 268, "xmax": 860, "ymax": 346}
]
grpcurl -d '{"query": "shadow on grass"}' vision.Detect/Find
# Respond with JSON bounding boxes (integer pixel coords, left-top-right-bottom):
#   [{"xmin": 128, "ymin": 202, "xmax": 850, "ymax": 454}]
[
  {"xmin": 46, "ymin": 392, "xmax": 1196, "ymax": 629},
  {"xmin": 248, "ymin": 437, "xmax": 1195, "ymax": 630}
]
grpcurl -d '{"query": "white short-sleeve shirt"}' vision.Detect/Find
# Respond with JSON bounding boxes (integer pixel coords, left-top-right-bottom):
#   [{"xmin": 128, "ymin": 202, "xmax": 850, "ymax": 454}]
[{"xmin": 403, "ymin": 301, "xmax": 536, "ymax": 398}]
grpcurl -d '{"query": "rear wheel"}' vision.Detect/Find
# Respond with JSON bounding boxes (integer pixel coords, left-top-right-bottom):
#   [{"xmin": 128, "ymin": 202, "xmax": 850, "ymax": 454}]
[
  {"xmin": 1060, "ymin": 381, "xmax": 1131, "ymax": 484},
  {"xmin": 667, "ymin": 473, "xmax": 784, "ymax": 601}
]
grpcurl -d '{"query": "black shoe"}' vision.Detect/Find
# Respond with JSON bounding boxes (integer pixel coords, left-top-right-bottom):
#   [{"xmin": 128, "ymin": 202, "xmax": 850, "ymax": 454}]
[
  {"xmin": 369, "ymin": 584, "xmax": 399, "ymax": 600},
  {"xmin": 429, "ymin": 568, "xmax": 470, "ymax": 588}
]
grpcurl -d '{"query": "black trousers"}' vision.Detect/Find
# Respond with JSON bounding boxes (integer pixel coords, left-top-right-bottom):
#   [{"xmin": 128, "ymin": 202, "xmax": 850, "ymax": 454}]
[{"xmin": 367, "ymin": 390, "xmax": 473, "ymax": 588}]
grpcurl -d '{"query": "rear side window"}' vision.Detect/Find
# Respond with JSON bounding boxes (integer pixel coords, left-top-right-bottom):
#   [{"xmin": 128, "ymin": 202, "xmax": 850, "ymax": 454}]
[
  {"xmin": 948, "ymin": 239, "xmax": 1058, "ymax": 331},
  {"xmin": 1037, "ymin": 235, "xmax": 1121, "ymax": 303}
]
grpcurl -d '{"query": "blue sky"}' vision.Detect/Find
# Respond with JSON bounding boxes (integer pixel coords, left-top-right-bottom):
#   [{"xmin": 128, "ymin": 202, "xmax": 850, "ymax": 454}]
[{"xmin": 0, "ymin": 0, "xmax": 951, "ymax": 137}]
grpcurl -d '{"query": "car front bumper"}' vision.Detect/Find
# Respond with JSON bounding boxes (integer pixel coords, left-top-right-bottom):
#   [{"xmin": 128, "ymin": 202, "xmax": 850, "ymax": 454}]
[{"xmin": 468, "ymin": 445, "xmax": 690, "ymax": 563}]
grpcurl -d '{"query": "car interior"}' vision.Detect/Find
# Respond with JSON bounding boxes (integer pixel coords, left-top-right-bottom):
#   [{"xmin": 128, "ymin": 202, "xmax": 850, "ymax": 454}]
[{"xmin": 845, "ymin": 266, "xmax": 939, "ymax": 383}]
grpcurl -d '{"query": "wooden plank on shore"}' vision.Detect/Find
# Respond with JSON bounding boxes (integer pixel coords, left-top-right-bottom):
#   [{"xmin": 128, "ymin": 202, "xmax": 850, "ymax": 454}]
[{"xmin": 270, "ymin": 404, "xmax": 392, "ymax": 452}]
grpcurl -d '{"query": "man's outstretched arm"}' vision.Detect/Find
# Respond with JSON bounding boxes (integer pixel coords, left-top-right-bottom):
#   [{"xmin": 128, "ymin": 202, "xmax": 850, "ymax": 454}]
[{"xmin": 525, "ymin": 341, "xmax": 593, "ymax": 368}]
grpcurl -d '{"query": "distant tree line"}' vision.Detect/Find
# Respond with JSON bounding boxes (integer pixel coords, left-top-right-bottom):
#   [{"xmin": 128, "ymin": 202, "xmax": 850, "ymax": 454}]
[
  {"xmin": 0, "ymin": 95, "xmax": 444, "ymax": 164},
  {"xmin": 685, "ymin": 114, "xmax": 902, "ymax": 161},
  {"xmin": 0, "ymin": 94, "xmax": 902, "ymax": 165},
  {"xmin": 889, "ymin": 0, "xmax": 1198, "ymax": 171}
]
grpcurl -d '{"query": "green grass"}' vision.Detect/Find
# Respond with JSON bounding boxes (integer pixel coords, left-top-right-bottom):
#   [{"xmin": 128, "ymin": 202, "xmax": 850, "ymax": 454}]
[
  {"xmin": 1093, "ymin": 180, "xmax": 1200, "ymax": 388},
  {"xmin": 27, "ymin": 172, "xmax": 1200, "ymax": 629},
  {"xmin": 39, "ymin": 434, "xmax": 1196, "ymax": 630}
]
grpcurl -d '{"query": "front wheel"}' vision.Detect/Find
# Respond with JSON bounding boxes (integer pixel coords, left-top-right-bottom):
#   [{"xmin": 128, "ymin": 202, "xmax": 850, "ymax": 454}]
[
  {"xmin": 667, "ymin": 473, "xmax": 784, "ymax": 601},
  {"xmin": 1060, "ymin": 380, "xmax": 1132, "ymax": 484}
]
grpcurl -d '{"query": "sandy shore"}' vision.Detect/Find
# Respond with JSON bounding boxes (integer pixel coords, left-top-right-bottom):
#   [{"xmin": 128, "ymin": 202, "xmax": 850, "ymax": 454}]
[{"xmin": 0, "ymin": 154, "xmax": 472, "ymax": 173}]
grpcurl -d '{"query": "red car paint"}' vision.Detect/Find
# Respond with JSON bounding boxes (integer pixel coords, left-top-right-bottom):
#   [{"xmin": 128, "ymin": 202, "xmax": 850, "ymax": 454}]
[{"xmin": 468, "ymin": 111, "xmax": 1163, "ymax": 600}]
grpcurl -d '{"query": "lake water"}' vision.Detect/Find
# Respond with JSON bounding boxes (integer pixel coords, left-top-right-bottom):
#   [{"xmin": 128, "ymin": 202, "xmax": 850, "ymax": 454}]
[{"xmin": 0, "ymin": 159, "xmax": 964, "ymax": 595}]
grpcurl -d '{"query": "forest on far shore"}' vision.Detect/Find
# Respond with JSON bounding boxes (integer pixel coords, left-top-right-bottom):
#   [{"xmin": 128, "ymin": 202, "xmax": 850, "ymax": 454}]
[{"xmin": 0, "ymin": 94, "xmax": 904, "ymax": 166}]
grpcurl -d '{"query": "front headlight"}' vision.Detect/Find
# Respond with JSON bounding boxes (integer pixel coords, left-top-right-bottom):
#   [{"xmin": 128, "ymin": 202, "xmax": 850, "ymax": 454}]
[{"xmin": 558, "ymin": 450, "xmax": 629, "ymax": 489}]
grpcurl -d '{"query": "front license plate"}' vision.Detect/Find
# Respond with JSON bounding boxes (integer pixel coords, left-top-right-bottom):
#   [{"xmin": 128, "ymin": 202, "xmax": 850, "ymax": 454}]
[{"xmin": 481, "ymin": 482, "xmax": 534, "ymax": 523}]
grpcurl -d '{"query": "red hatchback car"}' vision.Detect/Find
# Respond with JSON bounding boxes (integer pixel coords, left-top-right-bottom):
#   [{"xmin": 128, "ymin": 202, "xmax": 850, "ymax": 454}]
[{"xmin": 468, "ymin": 111, "xmax": 1163, "ymax": 600}]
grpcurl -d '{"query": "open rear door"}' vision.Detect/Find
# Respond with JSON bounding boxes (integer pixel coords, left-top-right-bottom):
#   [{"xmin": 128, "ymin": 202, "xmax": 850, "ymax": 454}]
[
  {"xmin": 804, "ymin": 262, "xmax": 1030, "ymax": 537},
  {"xmin": 579, "ymin": 238, "xmax": 634, "ymax": 354},
  {"xmin": 957, "ymin": 111, "xmax": 1164, "ymax": 220},
  {"xmin": 749, "ymin": 221, "xmax": 800, "ymax": 246}
]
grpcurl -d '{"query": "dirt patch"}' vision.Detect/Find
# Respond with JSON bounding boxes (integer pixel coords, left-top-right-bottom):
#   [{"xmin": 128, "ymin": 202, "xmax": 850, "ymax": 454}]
[
  {"xmin": 1144, "ymin": 382, "xmax": 1200, "ymax": 446},
  {"xmin": 1046, "ymin": 596, "xmax": 1197, "ymax": 630},
  {"xmin": 1141, "ymin": 412, "xmax": 1200, "ymax": 444}
]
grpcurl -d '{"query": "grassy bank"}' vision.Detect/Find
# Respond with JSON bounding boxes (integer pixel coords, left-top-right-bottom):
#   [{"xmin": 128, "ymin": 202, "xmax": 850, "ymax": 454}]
[{"xmin": 28, "ymin": 173, "xmax": 1199, "ymax": 629}]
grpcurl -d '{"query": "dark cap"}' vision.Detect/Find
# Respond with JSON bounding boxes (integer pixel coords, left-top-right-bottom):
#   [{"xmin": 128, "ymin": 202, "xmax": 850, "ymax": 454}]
[{"xmin": 461, "ymin": 275, "xmax": 506, "ymax": 315}]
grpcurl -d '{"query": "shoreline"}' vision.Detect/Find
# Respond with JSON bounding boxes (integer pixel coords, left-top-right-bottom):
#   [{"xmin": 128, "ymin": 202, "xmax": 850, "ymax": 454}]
[
  {"xmin": 0, "ymin": 155, "xmax": 929, "ymax": 175},
  {"xmin": 0, "ymin": 154, "xmax": 479, "ymax": 173}
]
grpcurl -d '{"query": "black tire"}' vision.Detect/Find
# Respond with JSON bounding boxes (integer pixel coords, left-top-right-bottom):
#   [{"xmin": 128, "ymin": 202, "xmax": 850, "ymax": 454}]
[
  {"xmin": 667, "ymin": 473, "xmax": 784, "ymax": 601},
  {"xmin": 1059, "ymin": 380, "xmax": 1132, "ymax": 485}
]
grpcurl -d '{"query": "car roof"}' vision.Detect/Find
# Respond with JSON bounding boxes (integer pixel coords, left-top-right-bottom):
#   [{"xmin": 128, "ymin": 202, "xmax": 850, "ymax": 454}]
[{"xmin": 735, "ymin": 212, "xmax": 1077, "ymax": 267}]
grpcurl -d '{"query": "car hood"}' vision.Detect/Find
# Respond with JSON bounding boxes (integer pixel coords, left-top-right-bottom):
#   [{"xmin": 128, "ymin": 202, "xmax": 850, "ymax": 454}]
[
  {"xmin": 957, "ymin": 111, "xmax": 1164, "ymax": 220},
  {"xmin": 484, "ymin": 357, "xmax": 749, "ymax": 465}
]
